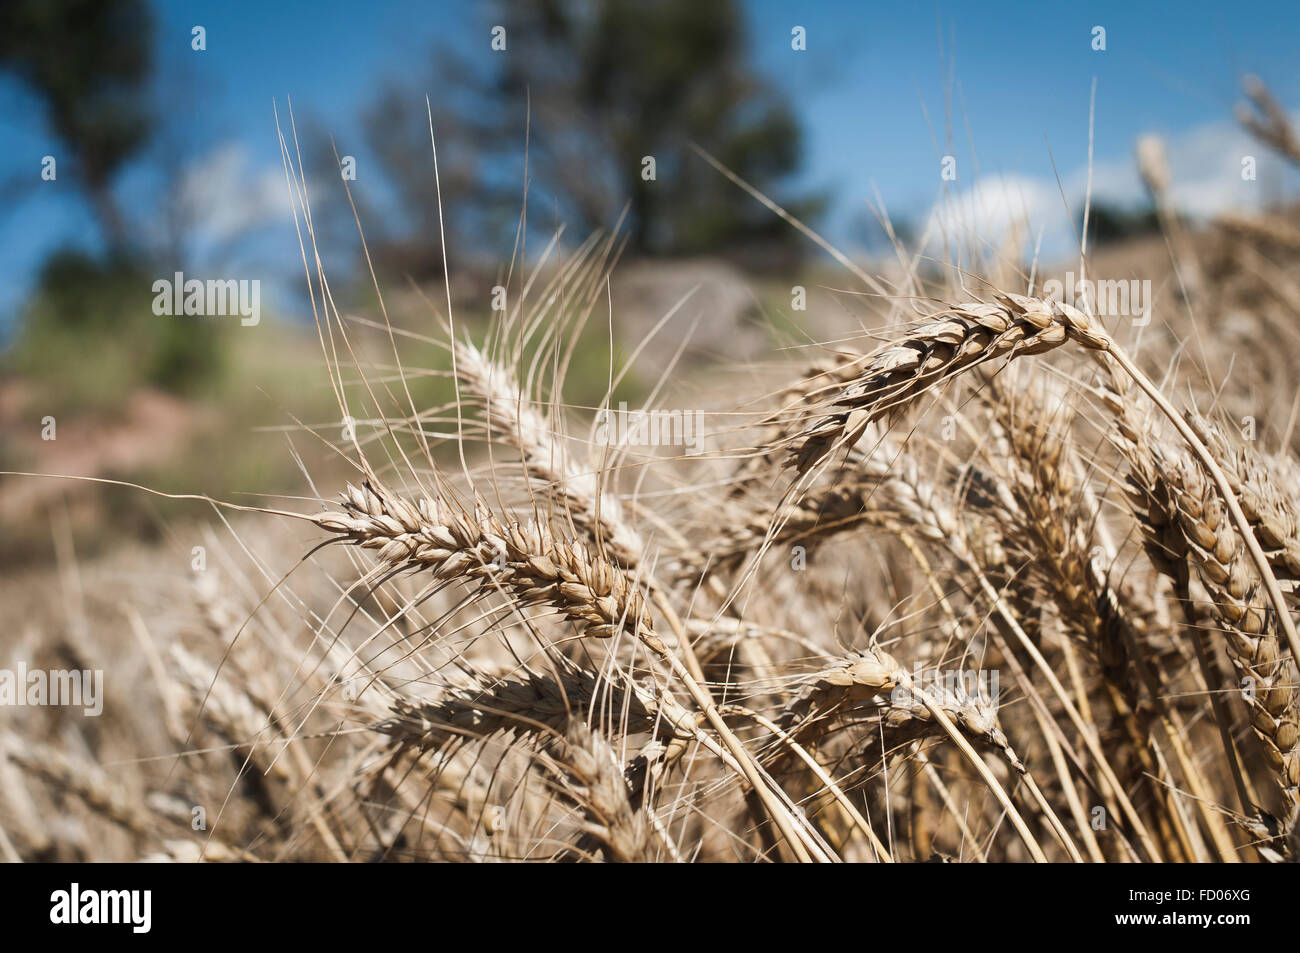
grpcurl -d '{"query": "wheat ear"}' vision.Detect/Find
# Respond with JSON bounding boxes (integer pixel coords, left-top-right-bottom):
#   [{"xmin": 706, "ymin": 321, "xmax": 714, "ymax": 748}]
[
  {"xmin": 788, "ymin": 293, "xmax": 1110, "ymax": 473},
  {"xmin": 313, "ymin": 480, "xmax": 652, "ymax": 640},
  {"xmin": 313, "ymin": 479, "xmax": 828, "ymax": 861},
  {"xmin": 783, "ymin": 292, "xmax": 1300, "ymax": 671},
  {"xmin": 453, "ymin": 337, "xmax": 645, "ymax": 564},
  {"xmin": 376, "ymin": 664, "xmax": 699, "ymax": 757},
  {"xmin": 1108, "ymin": 382, "xmax": 1300, "ymax": 849},
  {"xmin": 776, "ymin": 647, "xmax": 1025, "ymax": 773}
]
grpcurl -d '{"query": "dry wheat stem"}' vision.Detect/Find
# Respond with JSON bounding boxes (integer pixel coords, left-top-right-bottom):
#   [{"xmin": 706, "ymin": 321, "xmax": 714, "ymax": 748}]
[
  {"xmin": 901, "ymin": 674, "xmax": 1049, "ymax": 862},
  {"xmin": 375, "ymin": 663, "xmax": 699, "ymax": 758},
  {"xmin": 453, "ymin": 338, "xmax": 645, "ymax": 564},
  {"xmin": 313, "ymin": 479, "xmax": 828, "ymax": 860},
  {"xmin": 783, "ymin": 292, "xmax": 1300, "ymax": 674},
  {"xmin": 724, "ymin": 704, "xmax": 893, "ymax": 861},
  {"xmin": 314, "ymin": 481, "xmax": 652, "ymax": 641},
  {"xmin": 776, "ymin": 647, "xmax": 1025, "ymax": 773}
]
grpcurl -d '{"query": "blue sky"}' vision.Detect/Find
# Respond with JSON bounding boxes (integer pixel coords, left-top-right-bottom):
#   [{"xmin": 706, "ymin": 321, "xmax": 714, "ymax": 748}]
[{"xmin": 2, "ymin": 0, "xmax": 1298, "ymax": 328}]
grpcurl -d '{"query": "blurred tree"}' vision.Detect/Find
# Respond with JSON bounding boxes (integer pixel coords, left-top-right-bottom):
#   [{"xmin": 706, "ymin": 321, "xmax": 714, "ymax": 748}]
[
  {"xmin": 6, "ymin": 249, "xmax": 223, "ymax": 413},
  {"xmin": 0, "ymin": 0, "xmax": 155, "ymax": 254},
  {"xmin": 849, "ymin": 208, "xmax": 918, "ymax": 255},
  {"xmin": 327, "ymin": 0, "xmax": 817, "ymax": 273},
  {"xmin": 1083, "ymin": 202, "xmax": 1161, "ymax": 247},
  {"xmin": 0, "ymin": 3, "xmax": 228, "ymax": 411},
  {"xmin": 493, "ymin": 0, "xmax": 815, "ymax": 256}
]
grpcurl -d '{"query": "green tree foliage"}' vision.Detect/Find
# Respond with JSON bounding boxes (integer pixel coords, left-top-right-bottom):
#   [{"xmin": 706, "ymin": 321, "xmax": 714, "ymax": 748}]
[
  {"xmin": 8, "ymin": 250, "xmax": 223, "ymax": 413},
  {"xmin": 1084, "ymin": 202, "xmax": 1161, "ymax": 247},
  {"xmin": 493, "ymin": 0, "xmax": 814, "ymax": 255},
  {"xmin": 333, "ymin": 0, "xmax": 817, "ymax": 270},
  {"xmin": 1, "ymin": 3, "xmax": 226, "ymax": 409},
  {"xmin": 0, "ymin": 0, "xmax": 155, "ymax": 253}
]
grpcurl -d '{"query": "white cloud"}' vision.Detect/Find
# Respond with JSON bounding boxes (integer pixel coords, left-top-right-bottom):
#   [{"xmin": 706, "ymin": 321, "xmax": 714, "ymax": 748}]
[
  {"xmin": 924, "ymin": 173, "xmax": 1072, "ymax": 256},
  {"xmin": 1071, "ymin": 118, "xmax": 1274, "ymax": 218},
  {"xmin": 175, "ymin": 143, "xmax": 290, "ymax": 243},
  {"xmin": 923, "ymin": 112, "xmax": 1300, "ymax": 261}
]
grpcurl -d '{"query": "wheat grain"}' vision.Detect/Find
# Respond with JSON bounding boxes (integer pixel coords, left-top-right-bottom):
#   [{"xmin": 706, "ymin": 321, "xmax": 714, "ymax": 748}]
[
  {"xmin": 454, "ymin": 338, "xmax": 645, "ymax": 563},
  {"xmin": 775, "ymin": 647, "xmax": 1025, "ymax": 773},
  {"xmin": 313, "ymin": 480, "xmax": 653, "ymax": 640},
  {"xmin": 376, "ymin": 662, "xmax": 699, "ymax": 755},
  {"xmin": 788, "ymin": 293, "xmax": 1110, "ymax": 473}
]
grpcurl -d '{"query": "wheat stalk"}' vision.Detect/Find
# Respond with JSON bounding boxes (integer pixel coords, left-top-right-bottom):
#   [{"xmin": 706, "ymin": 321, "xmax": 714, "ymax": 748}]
[
  {"xmin": 376, "ymin": 663, "xmax": 699, "ymax": 757},
  {"xmin": 1237, "ymin": 75, "xmax": 1300, "ymax": 166},
  {"xmin": 776, "ymin": 646, "xmax": 1025, "ymax": 773},
  {"xmin": 312, "ymin": 478, "xmax": 829, "ymax": 860},
  {"xmin": 780, "ymin": 292, "xmax": 1300, "ymax": 675},
  {"xmin": 787, "ymin": 293, "xmax": 1110, "ymax": 473},
  {"xmin": 313, "ymin": 480, "xmax": 653, "ymax": 641},
  {"xmin": 1108, "ymin": 381, "xmax": 1300, "ymax": 850},
  {"xmin": 453, "ymin": 337, "xmax": 645, "ymax": 564}
]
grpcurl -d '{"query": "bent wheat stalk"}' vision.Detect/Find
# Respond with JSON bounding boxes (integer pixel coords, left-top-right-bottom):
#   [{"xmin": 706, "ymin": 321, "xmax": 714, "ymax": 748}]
[
  {"xmin": 312, "ymin": 478, "xmax": 827, "ymax": 861},
  {"xmin": 314, "ymin": 481, "xmax": 651, "ymax": 640},
  {"xmin": 785, "ymin": 291, "xmax": 1300, "ymax": 670},
  {"xmin": 453, "ymin": 337, "xmax": 645, "ymax": 565},
  {"xmin": 776, "ymin": 647, "xmax": 1026, "ymax": 774}
]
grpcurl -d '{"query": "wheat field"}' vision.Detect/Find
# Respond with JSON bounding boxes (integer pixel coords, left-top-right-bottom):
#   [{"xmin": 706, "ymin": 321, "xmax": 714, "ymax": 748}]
[{"xmin": 4, "ymin": 78, "xmax": 1300, "ymax": 865}]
